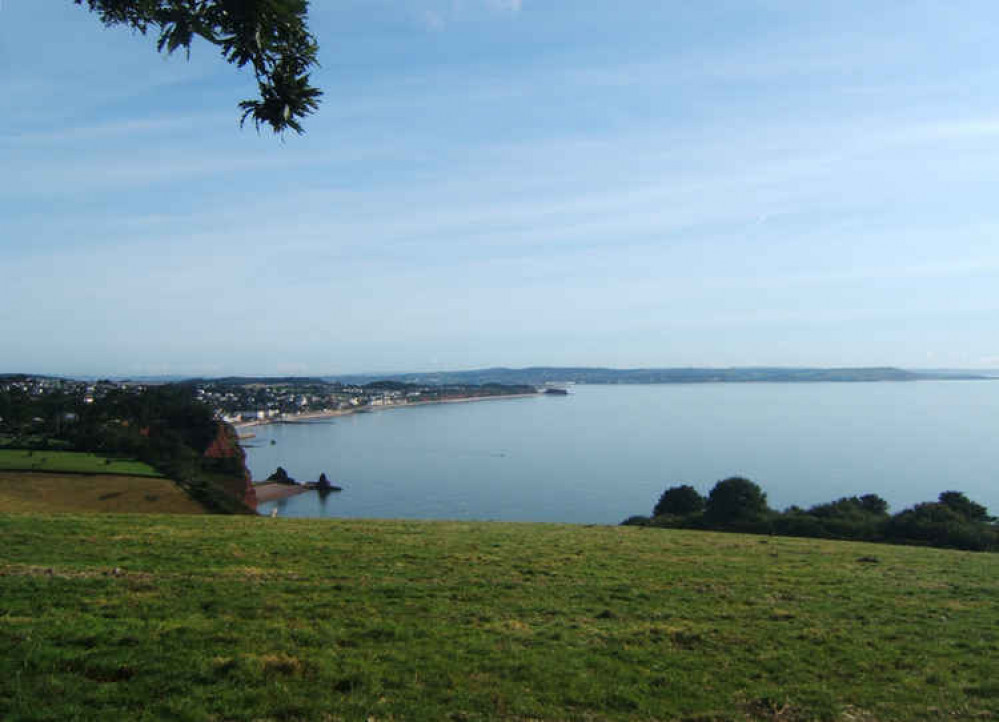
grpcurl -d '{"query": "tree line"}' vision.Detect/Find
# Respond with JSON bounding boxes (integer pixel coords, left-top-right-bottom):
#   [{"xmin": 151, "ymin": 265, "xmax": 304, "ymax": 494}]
[{"xmin": 623, "ymin": 477, "xmax": 997, "ymax": 552}]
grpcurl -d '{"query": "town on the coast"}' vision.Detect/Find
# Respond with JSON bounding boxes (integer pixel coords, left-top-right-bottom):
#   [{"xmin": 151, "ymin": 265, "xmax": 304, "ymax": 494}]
[
  {"xmin": 200, "ymin": 378, "xmax": 541, "ymax": 425},
  {"xmin": 0, "ymin": 375, "xmax": 541, "ymax": 428}
]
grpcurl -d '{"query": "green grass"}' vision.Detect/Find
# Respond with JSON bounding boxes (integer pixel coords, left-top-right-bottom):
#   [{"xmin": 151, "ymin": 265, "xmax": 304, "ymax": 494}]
[
  {"xmin": 1, "ymin": 515, "xmax": 996, "ymax": 721},
  {"xmin": 0, "ymin": 449, "xmax": 162, "ymax": 477}
]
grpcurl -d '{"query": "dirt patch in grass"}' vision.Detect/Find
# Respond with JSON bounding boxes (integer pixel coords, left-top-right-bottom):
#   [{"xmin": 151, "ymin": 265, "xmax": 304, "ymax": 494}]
[{"xmin": 0, "ymin": 471, "xmax": 205, "ymax": 513}]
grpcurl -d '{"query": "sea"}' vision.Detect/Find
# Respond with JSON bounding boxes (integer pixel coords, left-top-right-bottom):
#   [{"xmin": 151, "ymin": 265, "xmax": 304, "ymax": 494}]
[{"xmin": 246, "ymin": 381, "xmax": 999, "ymax": 524}]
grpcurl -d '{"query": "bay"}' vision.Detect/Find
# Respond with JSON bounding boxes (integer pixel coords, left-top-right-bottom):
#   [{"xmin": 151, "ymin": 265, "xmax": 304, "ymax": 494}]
[{"xmin": 246, "ymin": 381, "xmax": 999, "ymax": 523}]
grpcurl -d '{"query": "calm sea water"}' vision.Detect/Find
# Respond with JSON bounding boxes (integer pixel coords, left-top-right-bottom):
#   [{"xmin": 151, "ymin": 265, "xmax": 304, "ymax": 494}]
[{"xmin": 246, "ymin": 382, "xmax": 999, "ymax": 523}]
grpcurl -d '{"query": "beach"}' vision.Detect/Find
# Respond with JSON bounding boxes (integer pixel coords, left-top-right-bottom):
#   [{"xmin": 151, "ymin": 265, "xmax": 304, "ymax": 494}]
[
  {"xmin": 234, "ymin": 391, "xmax": 541, "ymax": 430},
  {"xmin": 252, "ymin": 481, "xmax": 311, "ymax": 503}
]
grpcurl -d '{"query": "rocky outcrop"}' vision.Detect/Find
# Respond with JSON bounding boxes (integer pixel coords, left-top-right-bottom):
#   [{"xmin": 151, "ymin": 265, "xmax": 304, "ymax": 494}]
[
  {"xmin": 306, "ymin": 472, "xmax": 342, "ymax": 494},
  {"xmin": 203, "ymin": 422, "xmax": 257, "ymax": 510}
]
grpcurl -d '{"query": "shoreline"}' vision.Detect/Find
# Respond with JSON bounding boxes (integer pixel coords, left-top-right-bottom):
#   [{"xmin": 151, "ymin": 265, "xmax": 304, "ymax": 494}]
[
  {"xmin": 234, "ymin": 391, "xmax": 541, "ymax": 430},
  {"xmin": 242, "ymin": 392, "xmax": 542, "ymax": 496},
  {"xmin": 253, "ymin": 481, "xmax": 311, "ymax": 503}
]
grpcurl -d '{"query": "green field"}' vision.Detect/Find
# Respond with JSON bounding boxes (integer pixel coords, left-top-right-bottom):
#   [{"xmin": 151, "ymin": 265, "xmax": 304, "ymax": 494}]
[
  {"xmin": 1, "ymin": 515, "xmax": 996, "ymax": 721},
  {"xmin": 0, "ymin": 449, "xmax": 163, "ymax": 477}
]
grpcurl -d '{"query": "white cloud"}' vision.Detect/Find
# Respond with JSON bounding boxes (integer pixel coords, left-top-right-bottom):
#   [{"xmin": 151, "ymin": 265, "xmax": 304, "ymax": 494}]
[
  {"xmin": 414, "ymin": 0, "xmax": 523, "ymax": 29},
  {"xmin": 2, "ymin": 113, "xmax": 227, "ymax": 144},
  {"xmin": 486, "ymin": 0, "xmax": 523, "ymax": 12}
]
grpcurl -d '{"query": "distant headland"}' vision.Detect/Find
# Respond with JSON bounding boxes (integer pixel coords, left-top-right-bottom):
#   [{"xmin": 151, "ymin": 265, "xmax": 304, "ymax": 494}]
[{"xmin": 327, "ymin": 366, "xmax": 995, "ymax": 387}]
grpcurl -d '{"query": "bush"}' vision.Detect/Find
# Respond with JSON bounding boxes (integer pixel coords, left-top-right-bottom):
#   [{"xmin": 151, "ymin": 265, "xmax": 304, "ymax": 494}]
[
  {"xmin": 808, "ymin": 495, "xmax": 889, "ymax": 520},
  {"xmin": 705, "ymin": 477, "xmax": 769, "ymax": 525},
  {"xmin": 885, "ymin": 500, "xmax": 998, "ymax": 551},
  {"xmin": 634, "ymin": 480, "xmax": 996, "ymax": 552},
  {"xmin": 771, "ymin": 511, "xmax": 829, "ymax": 539},
  {"xmin": 653, "ymin": 484, "xmax": 704, "ymax": 517}
]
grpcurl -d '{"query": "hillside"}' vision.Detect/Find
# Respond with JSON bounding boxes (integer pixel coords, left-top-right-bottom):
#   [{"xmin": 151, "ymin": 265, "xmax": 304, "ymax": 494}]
[
  {"xmin": 331, "ymin": 366, "xmax": 992, "ymax": 386},
  {"xmin": 0, "ymin": 383, "xmax": 256, "ymax": 515},
  {"xmin": 2, "ymin": 515, "xmax": 996, "ymax": 721}
]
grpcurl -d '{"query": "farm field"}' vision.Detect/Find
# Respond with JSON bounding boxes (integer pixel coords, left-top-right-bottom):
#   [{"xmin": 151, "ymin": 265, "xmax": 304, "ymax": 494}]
[
  {"xmin": 1, "ymin": 514, "xmax": 996, "ymax": 721},
  {"xmin": 0, "ymin": 473, "xmax": 205, "ymax": 514},
  {"xmin": 0, "ymin": 449, "xmax": 163, "ymax": 477}
]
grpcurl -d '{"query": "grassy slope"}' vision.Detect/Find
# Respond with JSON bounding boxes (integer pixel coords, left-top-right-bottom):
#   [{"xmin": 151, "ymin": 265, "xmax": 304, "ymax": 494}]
[
  {"xmin": 0, "ymin": 449, "xmax": 163, "ymax": 477},
  {"xmin": 1, "ymin": 515, "xmax": 996, "ymax": 722},
  {"xmin": 0, "ymin": 472, "xmax": 205, "ymax": 514}
]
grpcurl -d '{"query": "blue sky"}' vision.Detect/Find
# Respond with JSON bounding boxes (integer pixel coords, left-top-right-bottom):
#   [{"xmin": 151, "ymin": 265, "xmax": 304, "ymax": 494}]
[{"xmin": 2, "ymin": 1, "xmax": 999, "ymax": 376}]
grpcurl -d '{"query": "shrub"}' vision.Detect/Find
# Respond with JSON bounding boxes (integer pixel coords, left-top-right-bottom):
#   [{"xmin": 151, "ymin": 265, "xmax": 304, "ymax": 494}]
[
  {"xmin": 808, "ymin": 495, "xmax": 889, "ymax": 520},
  {"xmin": 653, "ymin": 484, "xmax": 704, "ymax": 517},
  {"xmin": 885, "ymin": 500, "xmax": 997, "ymax": 551},
  {"xmin": 705, "ymin": 477, "xmax": 769, "ymax": 525}
]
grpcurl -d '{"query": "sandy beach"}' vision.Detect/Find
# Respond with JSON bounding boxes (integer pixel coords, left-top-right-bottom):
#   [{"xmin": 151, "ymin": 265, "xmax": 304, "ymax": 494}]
[
  {"xmin": 252, "ymin": 481, "xmax": 311, "ymax": 503},
  {"xmin": 234, "ymin": 391, "xmax": 540, "ymax": 430}
]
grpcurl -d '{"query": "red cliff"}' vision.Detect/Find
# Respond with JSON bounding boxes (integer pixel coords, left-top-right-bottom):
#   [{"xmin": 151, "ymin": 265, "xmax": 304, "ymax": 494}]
[{"xmin": 203, "ymin": 422, "xmax": 258, "ymax": 510}]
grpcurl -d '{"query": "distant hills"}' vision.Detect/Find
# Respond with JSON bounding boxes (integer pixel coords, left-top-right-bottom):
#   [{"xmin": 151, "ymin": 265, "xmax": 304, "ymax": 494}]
[
  {"xmin": 178, "ymin": 376, "xmax": 329, "ymax": 386},
  {"xmin": 5, "ymin": 368, "xmax": 996, "ymax": 387},
  {"xmin": 328, "ymin": 366, "xmax": 994, "ymax": 386}
]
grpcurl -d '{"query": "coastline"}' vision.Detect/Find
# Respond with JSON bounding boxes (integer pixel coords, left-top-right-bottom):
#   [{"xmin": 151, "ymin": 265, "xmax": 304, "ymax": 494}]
[
  {"xmin": 234, "ymin": 391, "xmax": 541, "ymax": 430},
  {"xmin": 243, "ymin": 392, "xmax": 542, "ymax": 497},
  {"xmin": 253, "ymin": 481, "xmax": 311, "ymax": 503}
]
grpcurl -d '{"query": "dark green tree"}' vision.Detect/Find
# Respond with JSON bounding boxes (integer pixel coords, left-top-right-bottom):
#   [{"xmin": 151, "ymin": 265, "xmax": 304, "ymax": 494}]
[
  {"xmin": 858, "ymin": 493, "xmax": 889, "ymax": 516},
  {"xmin": 885, "ymin": 500, "xmax": 997, "ymax": 551},
  {"xmin": 74, "ymin": 0, "xmax": 322, "ymax": 134},
  {"xmin": 653, "ymin": 484, "xmax": 704, "ymax": 517},
  {"xmin": 705, "ymin": 477, "xmax": 769, "ymax": 524},
  {"xmin": 808, "ymin": 494, "xmax": 889, "ymax": 519},
  {"xmin": 937, "ymin": 491, "xmax": 991, "ymax": 522}
]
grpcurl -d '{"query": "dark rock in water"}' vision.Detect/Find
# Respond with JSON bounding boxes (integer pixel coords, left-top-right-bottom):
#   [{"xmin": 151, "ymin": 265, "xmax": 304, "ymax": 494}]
[
  {"xmin": 308, "ymin": 472, "xmax": 342, "ymax": 493},
  {"xmin": 267, "ymin": 466, "xmax": 296, "ymax": 485}
]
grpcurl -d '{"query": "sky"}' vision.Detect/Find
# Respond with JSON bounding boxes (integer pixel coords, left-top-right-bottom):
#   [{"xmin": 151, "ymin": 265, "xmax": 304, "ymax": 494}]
[{"xmin": 2, "ymin": 1, "xmax": 999, "ymax": 377}]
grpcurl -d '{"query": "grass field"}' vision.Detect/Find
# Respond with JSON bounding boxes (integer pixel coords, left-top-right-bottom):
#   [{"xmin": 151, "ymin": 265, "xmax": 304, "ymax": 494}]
[
  {"xmin": 0, "ymin": 449, "xmax": 162, "ymax": 477},
  {"xmin": 1, "ymin": 515, "xmax": 996, "ymax": 721},
  {"xmin": 0, "ymin": 472, "xmax": 205, "ymax": 514}
]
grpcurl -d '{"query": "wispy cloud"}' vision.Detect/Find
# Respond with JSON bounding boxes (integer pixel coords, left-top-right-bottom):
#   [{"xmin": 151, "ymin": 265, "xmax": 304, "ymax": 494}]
[
  {"xmin": 412, "ymin": 0, "xmax": 524, "ymax": 29},
  {"xmin": 7, "ymin": 2, "xmax": 999, "ymax": 373},
  {"xmin": 1, "ymin": 113, "xmax": 229, "ymax": 144},
  {"xmin": 485, "ymin": 0, "xmax": 523, "ymax": 13}
]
